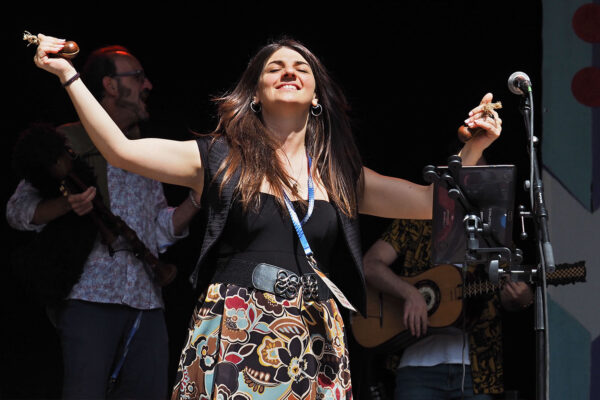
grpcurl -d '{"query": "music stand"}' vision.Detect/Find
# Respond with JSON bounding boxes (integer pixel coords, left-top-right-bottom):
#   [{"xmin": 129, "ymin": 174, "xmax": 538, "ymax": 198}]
[{"xmin": 426, "ymin": 160, "xmax": 519, "ymax": 273}]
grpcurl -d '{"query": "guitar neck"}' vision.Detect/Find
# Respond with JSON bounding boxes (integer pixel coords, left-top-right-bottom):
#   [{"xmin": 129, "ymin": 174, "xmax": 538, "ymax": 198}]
[
  {"xmin": 463, "ymin": 279, "xmax": 499, "ymax": 298},
  {"xmin": 350, "ymin": 261, "xmax": 585, "ymax": 350},
  {"xmin": 462, "ymin": 261, "xmax": 586, "ymax": 299}
]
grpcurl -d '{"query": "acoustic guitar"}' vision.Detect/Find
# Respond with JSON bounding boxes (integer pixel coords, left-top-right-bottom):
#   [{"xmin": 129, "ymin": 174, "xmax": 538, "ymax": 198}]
[{"xmin": 351, "ymin": 261, "xmax": 586, "ymax": 351}]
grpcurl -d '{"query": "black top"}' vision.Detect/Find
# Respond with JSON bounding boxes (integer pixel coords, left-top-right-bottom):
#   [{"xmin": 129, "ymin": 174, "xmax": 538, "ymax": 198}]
[
  {"xmin": 216, "ymin": 193, "xmax": 338, "ymax": 275},
  {"xmin": 192, "ymin": 136, "xmax": 366, "ymax": 314}
]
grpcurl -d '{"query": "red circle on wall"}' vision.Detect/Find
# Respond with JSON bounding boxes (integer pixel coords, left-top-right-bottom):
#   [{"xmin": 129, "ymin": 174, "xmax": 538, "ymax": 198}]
[
  {"xmin": 572, "ymin": 3, "xmax": 600, "ymax": 43},
  {"xmin": 572, "ymin": 67, "xmax": 600, "ymax": 107}
]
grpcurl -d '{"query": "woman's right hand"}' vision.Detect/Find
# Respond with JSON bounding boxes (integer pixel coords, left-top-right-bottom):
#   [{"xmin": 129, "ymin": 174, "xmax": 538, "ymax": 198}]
[{"xmin": 32, "ymin": 34, "xmax": 77, "ymax": 83}]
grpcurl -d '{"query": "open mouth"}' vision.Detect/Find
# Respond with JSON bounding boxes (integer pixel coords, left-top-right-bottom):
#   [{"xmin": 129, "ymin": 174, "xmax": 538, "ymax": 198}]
[{"xmin": 277, "ymin": 84, "xmax": 300, "ymax": 90}]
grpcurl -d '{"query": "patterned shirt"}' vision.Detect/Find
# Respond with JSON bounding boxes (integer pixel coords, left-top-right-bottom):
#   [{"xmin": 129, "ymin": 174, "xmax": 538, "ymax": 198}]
[
  {"xmin": 6, "ymin": 163, "xmax": 186, "ymax": 310},
  {"xmin": 380, "ymin": 219, "xmax": 504, "ymax": 395}
]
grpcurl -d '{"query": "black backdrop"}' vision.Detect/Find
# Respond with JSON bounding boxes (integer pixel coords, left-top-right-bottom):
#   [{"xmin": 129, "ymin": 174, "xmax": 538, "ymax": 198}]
[{"xmin": 2, "ymin": 2, "xmax": 541, "ymax": 398}]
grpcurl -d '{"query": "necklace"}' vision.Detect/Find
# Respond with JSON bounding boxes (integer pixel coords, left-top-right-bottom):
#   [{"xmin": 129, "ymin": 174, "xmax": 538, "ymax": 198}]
[
  {"xmin": 287, "ymin": 153, "xmax": 306, "ymax": 194},
  {"xmin": 284, "ymin": 155, "xmax": 314, "ymax": 225}
]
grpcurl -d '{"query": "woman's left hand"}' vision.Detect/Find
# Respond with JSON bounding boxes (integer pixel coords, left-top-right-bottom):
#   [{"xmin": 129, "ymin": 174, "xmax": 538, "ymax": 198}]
[{"xmin": 460, "ymin": 93, "xmax": 502, "ymax": 164}]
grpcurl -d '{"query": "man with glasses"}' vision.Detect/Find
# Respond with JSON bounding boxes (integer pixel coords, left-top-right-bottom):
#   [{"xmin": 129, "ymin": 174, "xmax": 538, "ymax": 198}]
[{"xmin": 6, "ymin": 45, "xmax": 202, "ymax": 399}]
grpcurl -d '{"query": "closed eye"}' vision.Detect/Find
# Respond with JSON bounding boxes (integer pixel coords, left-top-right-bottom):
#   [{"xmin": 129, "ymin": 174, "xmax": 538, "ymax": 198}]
[{"xmin": 264, "ymin": 60, "xmax": 312, "ymax": 74}]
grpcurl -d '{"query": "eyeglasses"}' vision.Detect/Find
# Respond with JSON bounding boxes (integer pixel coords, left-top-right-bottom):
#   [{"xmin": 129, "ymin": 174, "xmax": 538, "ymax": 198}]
[{"xmin": 111, "ymin": 69, "xmax": 147, "ymax": 82}]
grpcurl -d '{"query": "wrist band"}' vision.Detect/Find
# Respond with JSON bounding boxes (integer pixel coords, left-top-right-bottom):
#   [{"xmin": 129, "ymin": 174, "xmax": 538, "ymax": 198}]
[
  {"xmin": 62, "ymin": 72, "xmax": 80, "ymax": 88},
  {"xmin": 189, "ymin": 190, "xmax": 201, "ymax": 209}
]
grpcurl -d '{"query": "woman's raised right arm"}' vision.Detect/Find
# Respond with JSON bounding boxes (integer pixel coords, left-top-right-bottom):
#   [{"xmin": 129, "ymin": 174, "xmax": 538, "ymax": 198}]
[{"xmin": 33, "ymin": 34, "xmax": 204, "ymax": 193}]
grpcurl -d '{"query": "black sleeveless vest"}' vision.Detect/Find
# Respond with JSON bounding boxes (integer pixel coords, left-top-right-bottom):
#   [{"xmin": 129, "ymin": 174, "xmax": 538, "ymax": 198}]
[{"xmin": 188, "ymin": 135, "xmax": 367, "ymax": 315}]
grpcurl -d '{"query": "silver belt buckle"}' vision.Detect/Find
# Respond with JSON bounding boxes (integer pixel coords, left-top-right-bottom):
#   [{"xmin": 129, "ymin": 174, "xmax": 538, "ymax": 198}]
[
  {"xmin": 273, "ymin": 269, "xmax": 300, "ymax": 299},
  {"xmin": 301, "ymin": 274, "xmax": 319, "ymax": 301},
  {"xmin": 252, "ymin": 263, "xmax": 320, "ymax": 301}
]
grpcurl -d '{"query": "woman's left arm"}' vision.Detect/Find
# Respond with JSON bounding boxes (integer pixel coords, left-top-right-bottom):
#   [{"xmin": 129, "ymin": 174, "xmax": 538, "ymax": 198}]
[
  {"xmin": 359, "ymin": 168, "xmax": 433, "ymax": 219},
  {"xmin": 359, "ymin": 93, "xmax": 502, "ymax": 219}
]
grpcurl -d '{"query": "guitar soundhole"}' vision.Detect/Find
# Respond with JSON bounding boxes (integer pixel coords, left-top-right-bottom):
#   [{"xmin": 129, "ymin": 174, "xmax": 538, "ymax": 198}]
[{"xmin": 416, "ymin": 280, "xmax": 440, "ymax": 316}]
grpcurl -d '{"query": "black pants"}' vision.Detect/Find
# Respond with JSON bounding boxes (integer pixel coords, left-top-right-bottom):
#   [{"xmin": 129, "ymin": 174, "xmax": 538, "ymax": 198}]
[{"xmin": 58, "ymin": 300, "xmax": 168, "ymax": 399}]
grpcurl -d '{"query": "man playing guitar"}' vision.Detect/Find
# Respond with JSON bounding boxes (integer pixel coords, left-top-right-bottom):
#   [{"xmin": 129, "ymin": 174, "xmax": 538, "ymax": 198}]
[{"xmin": 362, "ymin": 219, "xmax": 534, "ymax": 400}]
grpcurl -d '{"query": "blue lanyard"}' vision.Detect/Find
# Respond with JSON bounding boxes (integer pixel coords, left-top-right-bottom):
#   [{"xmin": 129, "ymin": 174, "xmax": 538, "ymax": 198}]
[
  {"xmin": 283, "ymin": 155, "xmax": 315, "ymax": 260},
  {"xmin": 282, "ymin": 155, "xmax": 357, "ymax": 312},
  {"xmin": 109, "ymin": 311, "xmax": 143, "ymax": 385}
]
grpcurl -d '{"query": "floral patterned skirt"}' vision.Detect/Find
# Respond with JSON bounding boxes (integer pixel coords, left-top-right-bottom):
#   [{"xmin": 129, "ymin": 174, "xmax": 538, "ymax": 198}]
[{"xmin": 171, "ymin": 283, "xmax": 353, "ymax": 400}]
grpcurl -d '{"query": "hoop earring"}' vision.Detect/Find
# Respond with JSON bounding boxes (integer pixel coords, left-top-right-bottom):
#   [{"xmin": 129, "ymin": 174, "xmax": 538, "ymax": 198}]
[
  {"xmin": 311, "ymin": 103, "xmax": 323, "ymax": 117},
  {"xmin": 250, "ymin": 100, "xmax": 261, "ymax": 113}
]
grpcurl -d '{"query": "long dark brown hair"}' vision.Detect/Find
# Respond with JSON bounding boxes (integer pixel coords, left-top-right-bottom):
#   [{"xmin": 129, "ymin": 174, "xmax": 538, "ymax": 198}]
[{"xmin": 212, "ymin": 38, "xmax": 363, "ymax": 217}]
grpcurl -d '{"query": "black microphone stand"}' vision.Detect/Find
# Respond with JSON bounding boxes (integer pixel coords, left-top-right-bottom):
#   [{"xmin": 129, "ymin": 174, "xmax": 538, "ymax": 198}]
[{"xmin": 517, "ymin": 89, "xmax": 555, "ymax": 400}]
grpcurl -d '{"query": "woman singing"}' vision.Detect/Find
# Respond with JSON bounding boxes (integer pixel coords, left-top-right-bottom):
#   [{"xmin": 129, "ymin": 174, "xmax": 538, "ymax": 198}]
[{"xmin": 32, "ymin": 34, "xmax": 501, "ymax": 399}]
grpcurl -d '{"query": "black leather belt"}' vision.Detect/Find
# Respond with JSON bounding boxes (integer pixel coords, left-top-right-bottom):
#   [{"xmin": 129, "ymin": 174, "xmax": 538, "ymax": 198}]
[{"xmin": 211, "ymin": 258, "xmax": 330, "ymax": 301}]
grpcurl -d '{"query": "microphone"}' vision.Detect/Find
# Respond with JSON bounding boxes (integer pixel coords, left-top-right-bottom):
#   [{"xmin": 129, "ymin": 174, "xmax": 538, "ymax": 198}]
[{"xmin": 507, "ymin": 71, "xmax": 532, "ymax": 95}]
